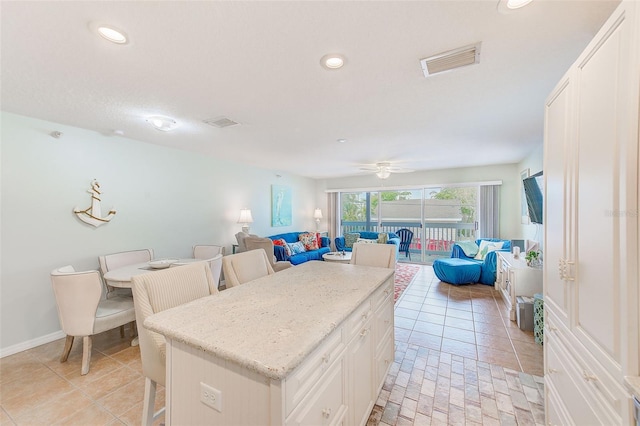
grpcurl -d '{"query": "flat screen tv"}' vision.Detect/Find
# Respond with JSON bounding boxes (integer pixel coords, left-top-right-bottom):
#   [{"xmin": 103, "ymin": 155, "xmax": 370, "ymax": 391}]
[{"xmin": 523, "ymin": 171, "xmax": 543, "ymax": 224}]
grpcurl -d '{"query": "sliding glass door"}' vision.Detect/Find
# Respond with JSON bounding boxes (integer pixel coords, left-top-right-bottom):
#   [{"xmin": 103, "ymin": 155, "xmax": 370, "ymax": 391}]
[{"xmin": 339, "ymin": 186, "xmax": 479, "ymax": 263}]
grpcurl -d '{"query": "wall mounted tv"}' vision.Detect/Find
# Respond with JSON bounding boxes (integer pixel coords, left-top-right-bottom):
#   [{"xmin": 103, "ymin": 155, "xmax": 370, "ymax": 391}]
[{"xmin": 523, "ymin": 171, "xmax": 543, "ymax": 224}]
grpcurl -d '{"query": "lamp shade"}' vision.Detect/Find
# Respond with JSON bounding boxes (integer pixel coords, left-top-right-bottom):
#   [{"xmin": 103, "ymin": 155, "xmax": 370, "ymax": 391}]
[
  {"xmin": 237, "ymin": 209, "xmax": 253, "ymax": 224},
  {"xmin": 313, "ymin": 208, "xmax": 323, "ymax": 220}
]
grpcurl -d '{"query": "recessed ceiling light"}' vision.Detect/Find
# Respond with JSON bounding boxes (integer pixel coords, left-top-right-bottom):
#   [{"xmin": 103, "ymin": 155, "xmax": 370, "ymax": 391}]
[
  {"xmin": 97, "ymin": 25, "xmax": 128, "ymax": 44},
  {"xmin": 146, "ymin": 116, "xmax": 179, "ymax": 132},
  {"xmin": 337, "ymin": 138, "xmax": 347, "ymax": 143},
  {"xmin": 321, "ymin": 54, "xmax": 346, "ymax": 70}
]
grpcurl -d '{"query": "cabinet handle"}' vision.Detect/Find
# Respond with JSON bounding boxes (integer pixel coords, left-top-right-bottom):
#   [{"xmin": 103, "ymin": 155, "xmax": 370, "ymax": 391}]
[
  {"xmin": 360, "ymin": 328, "xmax": 369, "ymax": 337},
  {"xmin": 322, "ymin": 353, "xmax": 330, "ymax": 364},
  {"xmin": 362, "ymin": 312, "xmax": 369, "ymax": 320},
  {"xmin": 384, "ymin": 289, "xmax": 390, "ymax": 295},
  {"xmin": 565, "ymin": 261, "xmax": 575, "ymax": 281},
  {"xmin": 322, "ymin": 408, "xmax": 331, "ymax": 418},
  {"xmin": 384, "ymin": 358, "xmax": 390, "ymax": 364},
  {"xmin": 547, "ymin": 368, "xmax": 559, "ymax": 374},
  {"xmin": 583, "ymin": 370, "xmax": 598, "ymax": 382}
]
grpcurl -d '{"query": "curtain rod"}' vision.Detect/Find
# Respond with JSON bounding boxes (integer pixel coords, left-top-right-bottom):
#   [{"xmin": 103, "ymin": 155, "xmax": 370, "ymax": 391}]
[{"xmin": 323, "ymin": 180, "xmax": 503, "ymax": 193}]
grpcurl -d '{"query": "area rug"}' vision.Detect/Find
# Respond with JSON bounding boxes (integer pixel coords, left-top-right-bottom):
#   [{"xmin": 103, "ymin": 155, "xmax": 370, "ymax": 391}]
[{"xmin": 394, "ymin": 263, "xmax": 420, "ymax": 302}]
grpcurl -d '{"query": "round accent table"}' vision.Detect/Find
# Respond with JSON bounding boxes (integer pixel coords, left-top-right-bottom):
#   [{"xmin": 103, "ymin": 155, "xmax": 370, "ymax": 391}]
[{"xmin": 322, "ymin": 251, "xmax": 352, "ymax": 264}]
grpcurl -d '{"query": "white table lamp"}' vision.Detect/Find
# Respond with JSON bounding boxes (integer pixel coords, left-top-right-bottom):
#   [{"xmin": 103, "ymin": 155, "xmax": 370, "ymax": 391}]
[
  {"xmin": 313, "ymin": 208, "xmax": 323, "ymax": 232},
  {"xmin": 238, "ymin": 208, "xmax": 254, "ymax": 233}
]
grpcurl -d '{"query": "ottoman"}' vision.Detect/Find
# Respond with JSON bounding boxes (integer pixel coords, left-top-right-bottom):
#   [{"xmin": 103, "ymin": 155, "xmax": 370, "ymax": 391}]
[{"xmin": 433, "ymin": 258, "xmax": 481, "ymax": 285}]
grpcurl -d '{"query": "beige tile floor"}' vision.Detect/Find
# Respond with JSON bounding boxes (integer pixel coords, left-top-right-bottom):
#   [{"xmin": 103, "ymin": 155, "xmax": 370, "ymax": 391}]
[{"xmin": 0, "ymin": 264, "xmax": 543, "ymax": 425}]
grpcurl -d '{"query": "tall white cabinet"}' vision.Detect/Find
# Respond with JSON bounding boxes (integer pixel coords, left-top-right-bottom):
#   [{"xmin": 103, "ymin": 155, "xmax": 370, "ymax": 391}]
[{"xmin": 543, "ymin": 1, "xmax": 639, "ymax": 424}]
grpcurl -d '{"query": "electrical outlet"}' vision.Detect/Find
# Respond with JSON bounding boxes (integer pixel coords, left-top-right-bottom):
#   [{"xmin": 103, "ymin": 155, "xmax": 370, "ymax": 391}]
[{"xmin": 200, "ymin": 382, "xmax": 222, "ymax": 412}]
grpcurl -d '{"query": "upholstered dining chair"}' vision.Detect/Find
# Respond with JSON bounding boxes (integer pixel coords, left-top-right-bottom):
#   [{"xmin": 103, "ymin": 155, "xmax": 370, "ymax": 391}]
[
  {"xmin": 192, "ymin": 244, "xmax": 225, "ymax": 259},
  {"xmin": 99, "ymin": 248, "xmax": 154, "ymax": 298},
  {"xmin": 50, "ymin": 265, "xmax": 136, "ymax": 375},
  {"xmin": 244, "ymin": 237, "xmax": 293, "ymax": 272},
  {"xmin": 132, "ymin": 261, "xmax": 219, "ymax": 426},
  {"xmin": 350, "ymin": 243, "xmax": 397, "ymax": 269},
  {"xmin": 222, "ymin": 249, "xmax": 275, "ymax": 288},
  {"xmin": 395, "ymin": 228, "xmax": 414, "ymax": 261}
]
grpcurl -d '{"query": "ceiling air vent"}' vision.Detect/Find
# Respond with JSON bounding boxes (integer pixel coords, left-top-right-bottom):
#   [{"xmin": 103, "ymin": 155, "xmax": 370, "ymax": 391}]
[
  {"xmin": 203, "ymin": 116, "xmax": 240, "ymax": 128},
  {"xmin": 420, "ymin": 42, "xmax": 481, "ymax": 78}
]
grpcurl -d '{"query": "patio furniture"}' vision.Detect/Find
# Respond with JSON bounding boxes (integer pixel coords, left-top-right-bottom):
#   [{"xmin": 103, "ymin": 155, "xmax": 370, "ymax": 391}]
[{"xmin": 395, "ymin": 228, "xmax": 414, "ymax": 260}]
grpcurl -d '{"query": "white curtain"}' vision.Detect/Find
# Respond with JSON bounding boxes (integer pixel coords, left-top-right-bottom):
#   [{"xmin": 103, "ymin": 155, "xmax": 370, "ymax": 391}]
[
  {"xmin": 479, "ymin": 185, "xmax": 500, "ymax": 238},
  {"xmin": 327, "ymin": 193, "xmax": 338, "ymax": 250}
]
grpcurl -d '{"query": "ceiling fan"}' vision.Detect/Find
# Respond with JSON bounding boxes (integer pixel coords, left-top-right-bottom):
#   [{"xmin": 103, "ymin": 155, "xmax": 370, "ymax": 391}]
[{"xmin": 358, "ymin": 162, "xmax": 415, "ymax": 179}]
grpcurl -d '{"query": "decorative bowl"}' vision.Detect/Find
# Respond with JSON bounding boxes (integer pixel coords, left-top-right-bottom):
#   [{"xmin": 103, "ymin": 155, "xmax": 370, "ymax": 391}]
[{"xmin": 148, "ymin": 258, "xmax": 179, "ymax": 269}]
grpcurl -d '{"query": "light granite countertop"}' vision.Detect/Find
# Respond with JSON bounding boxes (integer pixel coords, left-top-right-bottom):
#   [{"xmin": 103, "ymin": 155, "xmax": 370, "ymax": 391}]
[
  {"xmin": 624, "ymin": 376, "xmax": 640, "ymax": 400},
  {"xmin": 144, "ymin": 261, "xmax": 394, "ymax": 380}
]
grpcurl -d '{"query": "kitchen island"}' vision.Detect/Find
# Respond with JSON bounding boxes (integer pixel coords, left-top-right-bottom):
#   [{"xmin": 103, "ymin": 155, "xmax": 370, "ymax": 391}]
[{"xmin": 145, "ymin": 261, "xmax": 395, "ymax": 425}]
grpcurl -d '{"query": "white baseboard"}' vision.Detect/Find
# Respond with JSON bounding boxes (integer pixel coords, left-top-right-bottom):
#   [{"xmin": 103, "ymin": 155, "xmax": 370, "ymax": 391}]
[{"xmin": 0, "ymin": 330, "xmax": 65, "ymax": 358}]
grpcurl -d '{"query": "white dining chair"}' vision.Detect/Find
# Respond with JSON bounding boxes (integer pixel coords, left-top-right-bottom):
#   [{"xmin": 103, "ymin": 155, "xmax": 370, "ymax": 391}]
[
  {"xmin": 350, "ymin": 243, "xmax": 397, "ymax": 269},
  {"xmin": 222, "ymin": 249, "xmax": 275, "ymax": 288},
  {"xmin": 50, "ymin": 265, "xmax": 136, "ymax": 375},
  {"xmin": 192, "ymin": 244, "xmax": 225, "ymax": 259},
  {"xmin": 99, "ymin": 249, "xmax": 154, "ymax": 298},
  {"xmin": 132, "ymin": 262, "xmax": 219, "ymax": 426}
]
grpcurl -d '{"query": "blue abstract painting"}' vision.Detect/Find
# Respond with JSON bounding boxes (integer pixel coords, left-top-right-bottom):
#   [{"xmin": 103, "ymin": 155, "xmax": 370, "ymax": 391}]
[{"xmin": 271, "ymin": 185, "xmax": 292, "ymax": 227}]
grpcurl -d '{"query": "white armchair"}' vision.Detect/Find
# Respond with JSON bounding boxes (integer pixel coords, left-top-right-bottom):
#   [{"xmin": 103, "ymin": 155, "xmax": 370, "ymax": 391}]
[
  {"xmin": 244, "ymin": 237, "xmax": 293, "ymax": 272},
  {"xmin": 50, "ymin": 265, "xmax": 136, "ymax": 375}
]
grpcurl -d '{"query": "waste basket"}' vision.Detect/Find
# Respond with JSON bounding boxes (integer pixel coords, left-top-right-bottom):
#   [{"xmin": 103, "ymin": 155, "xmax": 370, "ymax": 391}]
[{"xmin": 516, "ymin": 296, "xmax": 534, "ymax": 331}]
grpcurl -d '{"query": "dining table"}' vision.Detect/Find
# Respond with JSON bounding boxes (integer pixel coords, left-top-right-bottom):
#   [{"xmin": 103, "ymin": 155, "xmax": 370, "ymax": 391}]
[{"xmin": 103, "ymin": 258, "xmax": 202, "ymax": 345}]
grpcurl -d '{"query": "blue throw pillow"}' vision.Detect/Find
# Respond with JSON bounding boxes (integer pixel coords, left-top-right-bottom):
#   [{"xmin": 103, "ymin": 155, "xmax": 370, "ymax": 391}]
[{"xmin": 288, "ymin": 241, "xmax": 306, "ymax": 255}]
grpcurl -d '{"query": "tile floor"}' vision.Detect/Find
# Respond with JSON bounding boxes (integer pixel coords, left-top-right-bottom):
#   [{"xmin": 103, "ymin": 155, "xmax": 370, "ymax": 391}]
[{"xmin": 0, "ymin": 264, "xmax": 544, "ymax": 425}]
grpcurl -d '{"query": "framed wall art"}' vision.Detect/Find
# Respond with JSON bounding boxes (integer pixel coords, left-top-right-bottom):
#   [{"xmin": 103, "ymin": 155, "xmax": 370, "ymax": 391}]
[{"xmin": 271, "ymin": 184, "xmax": 292, "ymax": 227}]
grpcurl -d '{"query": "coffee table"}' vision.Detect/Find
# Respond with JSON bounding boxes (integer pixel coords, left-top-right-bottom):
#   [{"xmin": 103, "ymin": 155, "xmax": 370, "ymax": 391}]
[{"xmin": 322, "ymin": 251, "xmax": 352, "ymax": 263}]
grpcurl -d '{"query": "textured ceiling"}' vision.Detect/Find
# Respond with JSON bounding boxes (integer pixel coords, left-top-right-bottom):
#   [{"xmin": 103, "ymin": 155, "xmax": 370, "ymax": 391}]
[{"xmin": 1, "ymin": 1, "xmax": 619, "ymax": 178}]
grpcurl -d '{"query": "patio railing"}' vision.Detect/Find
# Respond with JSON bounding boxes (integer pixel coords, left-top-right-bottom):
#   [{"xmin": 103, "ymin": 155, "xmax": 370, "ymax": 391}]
[{"xmin": 341, "ymin": 221, "xmax": 476, "ymax": 258}]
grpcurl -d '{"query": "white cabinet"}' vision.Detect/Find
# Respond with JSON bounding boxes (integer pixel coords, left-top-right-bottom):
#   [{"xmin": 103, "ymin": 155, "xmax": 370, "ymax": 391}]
[
  {"xmin": 163, "ymin": 275, "xmax": 395, "ymax": 426},
  {"xmin": 543, "ymin": 1, "xmax": 639, "ymax": 424},
  {"xmin": 496, "ymin": 252, "xmax": 543, "ymax": 321}
]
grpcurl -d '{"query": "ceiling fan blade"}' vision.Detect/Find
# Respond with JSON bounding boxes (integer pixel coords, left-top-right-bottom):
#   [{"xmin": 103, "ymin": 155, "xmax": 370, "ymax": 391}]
[{"xmin": 388, "ymin": 167, "xmax": 415, "ymax": 173}]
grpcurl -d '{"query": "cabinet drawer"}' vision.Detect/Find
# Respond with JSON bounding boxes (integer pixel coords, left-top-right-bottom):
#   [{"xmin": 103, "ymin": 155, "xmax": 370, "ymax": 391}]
[
  {"xmin": 375, "ymin": 332, "xmax": 394, "ymax": 394},
  {"xmin": 286, "ymin": 356, "xmax": 347, "ymax": 426},
  {"xmin": 346, "ymin": 299, "xmax": 372, "ymax": 341},
  {"xmin": 372, "ymin": 279, "xmax": 393, "ymax": 312},
  {"xmin": 285, "ymin": 327, "xmax": 345, "ymax": 416},
  {"xmin": 374, "ymin": 293, "xmax": 393, "ymax": 353},
  {"xmin": 546, "ymin": 336, "xmax": 599, "ymax": 424},
  {"xmin": 546, "ymin": 331, "xmax": 621, "ymax": 425},
  {"xmin": 545, "ymin": 309, "xmax": 626, "ymax": 422}
]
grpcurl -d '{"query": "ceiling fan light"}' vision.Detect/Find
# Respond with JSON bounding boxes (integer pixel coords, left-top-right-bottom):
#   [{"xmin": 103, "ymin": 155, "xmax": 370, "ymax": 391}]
[{"xmin": 376, "ymin": 170, "xmax": 391, "ymax": 179}]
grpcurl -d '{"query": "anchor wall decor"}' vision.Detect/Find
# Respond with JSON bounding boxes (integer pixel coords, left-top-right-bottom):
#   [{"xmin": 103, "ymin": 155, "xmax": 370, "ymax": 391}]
[{"xmin": 73, "ymin": 180, "xmax": 116, "ymax": 227}]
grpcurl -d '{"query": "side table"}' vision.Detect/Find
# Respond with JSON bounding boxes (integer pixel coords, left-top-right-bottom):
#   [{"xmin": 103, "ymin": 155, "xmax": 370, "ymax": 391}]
[{"xmin": 496, "ymin": 251, "xmax": 543, "ymax": 321}]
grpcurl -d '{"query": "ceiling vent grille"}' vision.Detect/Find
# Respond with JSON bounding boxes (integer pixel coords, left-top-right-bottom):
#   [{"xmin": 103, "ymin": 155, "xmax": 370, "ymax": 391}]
[
  {"xmin": 203, "ymin": 117, "xmax": 240, "ymax": 128},
  {"xmin": 420, "ymin": 42, "xmax": 481, "ymax": 77}
]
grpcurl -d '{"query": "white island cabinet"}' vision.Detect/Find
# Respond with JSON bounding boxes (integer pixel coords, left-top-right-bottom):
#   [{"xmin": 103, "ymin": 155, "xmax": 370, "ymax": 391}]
[{"xmin": 144, "ymin": 261, "xmax": 395, "ymax": 426}]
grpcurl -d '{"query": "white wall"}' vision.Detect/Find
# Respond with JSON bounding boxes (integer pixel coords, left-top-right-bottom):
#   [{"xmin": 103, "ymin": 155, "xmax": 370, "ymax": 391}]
[
  {"xmin": 0, "ymin": 112, "xmax": 318, "ymax": 355},
  {"xmin": 316, "ymin": 163, "xmax": 522, "ymax": 239}
]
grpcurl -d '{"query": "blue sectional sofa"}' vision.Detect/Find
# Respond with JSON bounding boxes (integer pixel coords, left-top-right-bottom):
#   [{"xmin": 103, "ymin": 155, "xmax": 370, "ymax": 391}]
[
  {"xmin": 334, "ymin": 231, "xmax": 400, "ymax": 257},
  {"xmin": 268, "ymin": 232, "xmax": 331, "ymax": 265}
]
